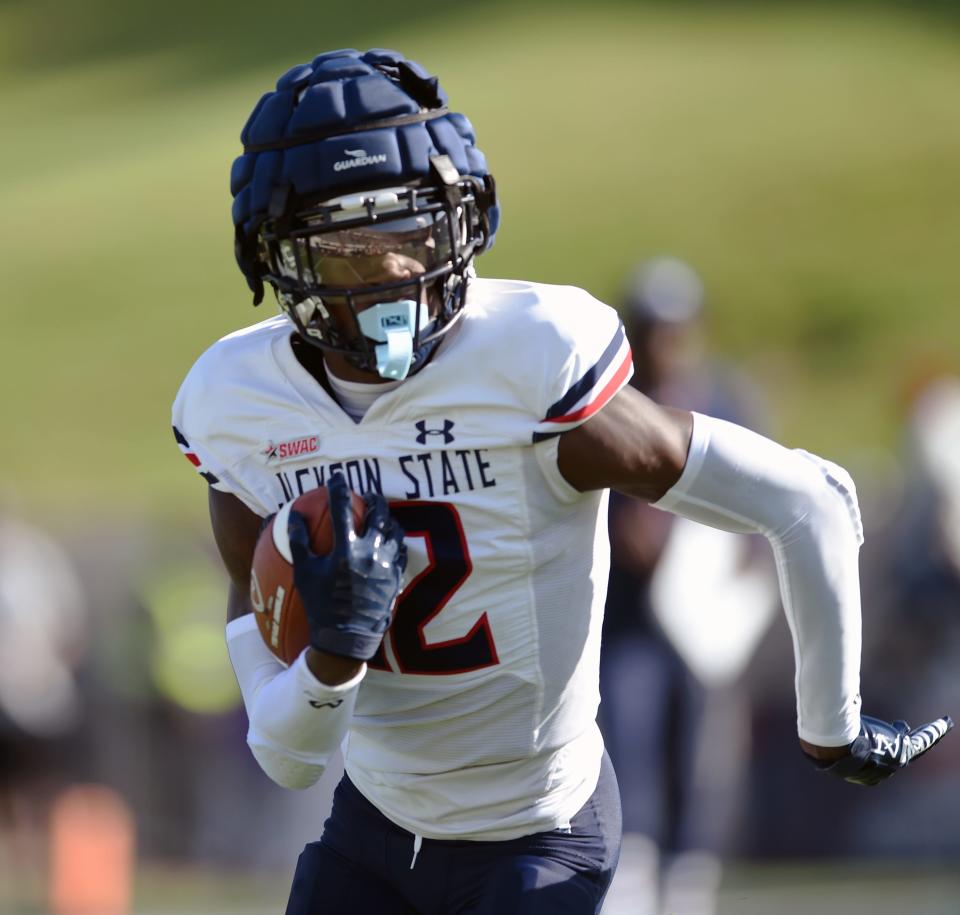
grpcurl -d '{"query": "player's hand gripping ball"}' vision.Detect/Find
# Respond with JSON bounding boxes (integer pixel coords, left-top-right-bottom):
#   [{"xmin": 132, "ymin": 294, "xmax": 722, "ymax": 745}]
[
  {"xmin": 251, "ymin": 474, "xmax": 406, "ymax": 664},
  {"xmin": 251, "ymin": 481, "xmax": 366, "ymax": 663}
]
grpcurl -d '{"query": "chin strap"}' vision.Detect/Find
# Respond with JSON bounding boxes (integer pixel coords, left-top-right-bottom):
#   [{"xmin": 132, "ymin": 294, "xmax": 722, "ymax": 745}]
[{"xmin": 356, "ymin": 299, "xmax": 432, "ymax": 380}]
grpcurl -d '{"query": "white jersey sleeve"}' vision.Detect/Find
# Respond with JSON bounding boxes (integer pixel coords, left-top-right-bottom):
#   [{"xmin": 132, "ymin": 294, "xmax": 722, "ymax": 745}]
[
  {"xmin": 171, "ymin": 317, "xmax": 294, "ymax": 516},
  {"xmin": 527, "ymin": 286, "xmax": 633, "ymax": 442},
  {"xmin": 171, "ymin": 422, "xmax": 233, "ymax": 493}
]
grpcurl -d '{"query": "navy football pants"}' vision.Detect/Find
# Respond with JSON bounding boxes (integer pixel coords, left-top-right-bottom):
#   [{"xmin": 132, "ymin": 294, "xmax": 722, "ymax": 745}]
[{"xmin": 284, "ymin": 752, "xmax": 622, "ymax": 914}]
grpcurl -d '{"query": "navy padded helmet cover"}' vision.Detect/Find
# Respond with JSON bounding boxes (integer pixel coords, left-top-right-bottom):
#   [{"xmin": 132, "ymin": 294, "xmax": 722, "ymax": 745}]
[{"xmin": 231, "ymin": 49, "xmax": 499, "ymax": 295}]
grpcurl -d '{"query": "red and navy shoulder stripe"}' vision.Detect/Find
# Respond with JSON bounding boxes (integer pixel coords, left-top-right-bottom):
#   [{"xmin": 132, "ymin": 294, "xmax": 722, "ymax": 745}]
[
  {"xmin": 532, "ymin": 324, "xmax": 633, "ymax": 443},
  {"xmin": 173, "ymin": 426, "xmax": 221, "ymax": 485}
]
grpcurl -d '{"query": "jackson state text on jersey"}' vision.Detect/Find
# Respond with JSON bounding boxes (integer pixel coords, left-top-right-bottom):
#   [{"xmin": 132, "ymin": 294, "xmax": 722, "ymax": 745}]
[{"xmin": 173, "ymin": 278, "xmax": 632, "ymax": 840}]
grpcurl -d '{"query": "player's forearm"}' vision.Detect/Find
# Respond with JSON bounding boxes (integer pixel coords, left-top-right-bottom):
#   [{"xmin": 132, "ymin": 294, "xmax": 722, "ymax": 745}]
[
  {"xmin": 226, "ymin": 615, "xmax": 366, "ymax": 788},
  {"xmin": 654, "ymin": 412, "xmax": 863, "ymax": 746},
  {"xmin": 306, "ymin": 648, "xmax": 366, "ymax": 685}
]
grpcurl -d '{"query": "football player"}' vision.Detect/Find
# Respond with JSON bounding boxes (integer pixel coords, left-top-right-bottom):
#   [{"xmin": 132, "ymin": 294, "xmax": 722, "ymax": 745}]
[{"xmin": 173, "ymin": 50, "xmax": 952, "ymax": 914}]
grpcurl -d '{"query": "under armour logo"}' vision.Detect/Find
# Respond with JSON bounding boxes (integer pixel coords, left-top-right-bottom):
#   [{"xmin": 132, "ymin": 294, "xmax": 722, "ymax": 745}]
[
  {"xmin": 308, "ymin": 699, "xmax": 344, "ymax": 710},
  {"xmin": 415, "ymin": 419, "xmax": 455, "ymax": 445}
]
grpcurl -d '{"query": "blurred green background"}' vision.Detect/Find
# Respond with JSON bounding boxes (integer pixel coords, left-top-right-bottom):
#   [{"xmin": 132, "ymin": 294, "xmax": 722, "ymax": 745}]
[{"xmin": 2, "ymin": 0, "xmax": 959, "ymax": 529}]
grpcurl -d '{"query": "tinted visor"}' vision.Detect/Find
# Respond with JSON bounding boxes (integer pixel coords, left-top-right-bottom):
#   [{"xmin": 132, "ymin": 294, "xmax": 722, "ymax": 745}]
[{"xmin": 276, "ymin": 212, "xmax": 453, "ymax": 295}]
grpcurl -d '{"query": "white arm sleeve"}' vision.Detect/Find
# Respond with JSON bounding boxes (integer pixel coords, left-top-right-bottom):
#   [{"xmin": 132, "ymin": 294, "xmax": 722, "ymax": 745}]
[
  {"xmin": 653, "ymin": 412, "xmax": 863, "ymax": 746},
  {"xmin": 225, "ymin": 615, "xmax": 365, "ymax": 789}
]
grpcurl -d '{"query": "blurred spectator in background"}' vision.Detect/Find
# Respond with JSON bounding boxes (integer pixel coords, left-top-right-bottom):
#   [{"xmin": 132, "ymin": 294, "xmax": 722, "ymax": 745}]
[
  {"xmin": 0, "ymin": 514, "xmax": 89, "ymax": 908},
  {"xmin": 850, "ymin": 372, "xmax": 960, "ymax": 855},
  {"xmin": 599, "ymin": 259, "xmax": 777, "ymax": 915},
  {"xmin": 0, "ymin": 515, "xmax": 88, "ymax": 740},
  {"xmin": 880, "ymin": 374, "xmax": 960, "ymax": 650}
]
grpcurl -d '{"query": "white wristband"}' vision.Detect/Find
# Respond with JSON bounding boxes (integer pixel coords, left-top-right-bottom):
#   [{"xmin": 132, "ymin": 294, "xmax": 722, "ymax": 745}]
[
  {"xmin": 654, "ymin": 412, "xmax": 863, "ymax": 745},
  {"xmin": 226, "ymin": 616, "xmax": 365, "ymax": 787}
]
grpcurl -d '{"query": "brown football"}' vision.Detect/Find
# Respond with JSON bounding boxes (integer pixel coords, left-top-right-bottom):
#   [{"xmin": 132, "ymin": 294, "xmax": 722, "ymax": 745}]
[{"xmin": 250, "ymin": 485, "xmax": 366, "ymax": 664}]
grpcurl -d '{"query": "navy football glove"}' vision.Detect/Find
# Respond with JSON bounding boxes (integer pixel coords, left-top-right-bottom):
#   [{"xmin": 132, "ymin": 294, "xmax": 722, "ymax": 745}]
[
  {"xmin": 811, "ymin": 714, "xmax": 953, "ymax": 786},
  {"xmin": 288, "ymin": 474, "xmax": 406, "ymax": 661}
]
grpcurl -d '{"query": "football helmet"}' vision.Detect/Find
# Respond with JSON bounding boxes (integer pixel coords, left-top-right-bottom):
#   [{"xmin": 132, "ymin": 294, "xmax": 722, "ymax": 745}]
[{"xmin": 231, "ymin": 49, "xmax": 499, "ymax": 378}]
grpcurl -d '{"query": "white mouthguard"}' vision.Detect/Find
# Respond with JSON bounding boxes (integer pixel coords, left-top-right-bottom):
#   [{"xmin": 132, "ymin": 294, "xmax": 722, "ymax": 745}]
[{"xmin": 356, "ymin": 299, "xmax": 431, "ymax": 380}]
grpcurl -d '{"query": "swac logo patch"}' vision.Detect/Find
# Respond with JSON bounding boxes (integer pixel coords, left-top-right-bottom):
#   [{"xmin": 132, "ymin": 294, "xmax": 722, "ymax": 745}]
[
  {"xmin": 415, "ymin": 419, "xmax": 455, "ymax": 445},
  {"xmin": 261, "ymin": 435, "xmax": 321, "ymax": 464}
]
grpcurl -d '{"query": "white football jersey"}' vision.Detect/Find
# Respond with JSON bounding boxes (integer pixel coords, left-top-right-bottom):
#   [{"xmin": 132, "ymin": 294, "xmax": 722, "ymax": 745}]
[{"xmin": 173, "ymin": 278, "xmax": 632, "ymax": 840}]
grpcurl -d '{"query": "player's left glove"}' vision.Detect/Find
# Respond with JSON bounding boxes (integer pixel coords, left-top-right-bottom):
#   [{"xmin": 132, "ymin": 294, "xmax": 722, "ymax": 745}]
[
  {"xmin": 288, "ymin": 474, "xmax": 407, "ymax": 661},
  {"xmin": 810, "ymin": 714, "xmax": 953, "ymax": 786}
]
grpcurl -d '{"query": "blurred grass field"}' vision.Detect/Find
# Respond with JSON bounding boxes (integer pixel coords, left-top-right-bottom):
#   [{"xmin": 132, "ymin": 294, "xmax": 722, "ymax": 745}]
[
  {"xmin": 129, "ymin": 862, "xmax": 960, "ymax": 915},
  {"xmin": 4, "ymin": 860, "xmax": 960, "ymax": 914},
  {"xmin": 2, "ymin": 2, "xmax": 959, "ymax": 529}
]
